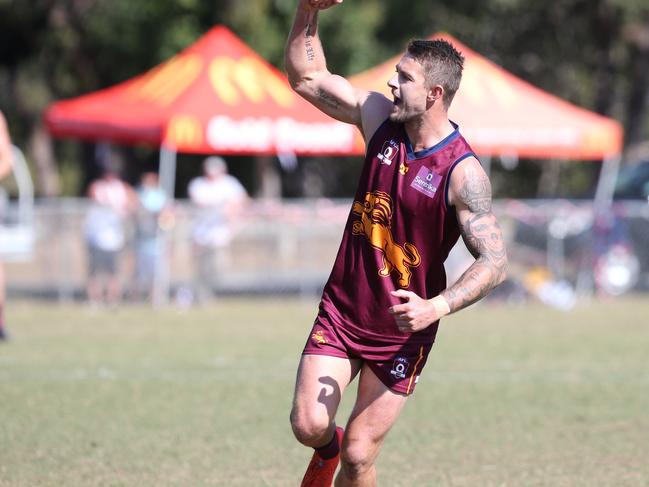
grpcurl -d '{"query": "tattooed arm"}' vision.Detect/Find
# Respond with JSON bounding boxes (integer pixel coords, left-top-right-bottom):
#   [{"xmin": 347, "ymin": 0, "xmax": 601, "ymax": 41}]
[
  {"xmin": 389, "ymin": 157, "xmax": 507, "ymax": 333},
  {"xmin": 284, "ymin": 0, "xmax": 392, "ymax": 139},
  {"xmin": 442, "ymin": 157, "xmax": 508, "ymax": 312}
]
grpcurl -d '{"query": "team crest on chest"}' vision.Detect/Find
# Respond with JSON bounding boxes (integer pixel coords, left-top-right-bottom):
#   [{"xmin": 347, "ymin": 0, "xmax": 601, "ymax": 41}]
[{"xmin": 377, "ymin": 139, "xmax": 399, "ymax": 166}]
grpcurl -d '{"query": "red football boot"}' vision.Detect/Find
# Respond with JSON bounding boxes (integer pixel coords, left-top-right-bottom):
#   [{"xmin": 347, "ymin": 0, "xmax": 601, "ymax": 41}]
[{"xmin": 300, "ymin": 426, "xmax": 344, "ymax": 487}]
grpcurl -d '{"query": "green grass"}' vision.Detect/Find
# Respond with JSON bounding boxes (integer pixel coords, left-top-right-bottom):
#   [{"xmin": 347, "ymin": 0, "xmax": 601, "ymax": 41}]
[{"xmin": 1, "ymin": 297, "xmax": 648, "ymax": 486}]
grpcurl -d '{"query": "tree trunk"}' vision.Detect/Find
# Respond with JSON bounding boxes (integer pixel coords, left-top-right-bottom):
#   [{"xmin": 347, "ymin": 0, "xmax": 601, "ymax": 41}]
[
  {"xmin": 255, "ymin": 156, "xmax": 281, "ymax": 199},
  {"xmin": 29, "ymin": 123, "xmax": 60, "ymax": 197},
  {"xmin": 592, "ymin": 2, "xmax": 621, "ymax": 116},
  {"xmin": 624, "ymin": 16, "xmax": 649, "ymax": 148}
]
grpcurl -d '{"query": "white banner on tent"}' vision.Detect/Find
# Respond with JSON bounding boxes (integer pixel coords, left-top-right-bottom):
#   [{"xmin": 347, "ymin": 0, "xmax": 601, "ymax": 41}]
[{"xmin": 206, "ymin": 115, "xmax": 356, "ymax": 153}]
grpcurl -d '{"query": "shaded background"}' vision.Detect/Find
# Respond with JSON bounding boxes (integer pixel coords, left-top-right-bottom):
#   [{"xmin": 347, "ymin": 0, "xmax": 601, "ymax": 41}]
[
  {"xmin": 1, "ymin": 0, "xmax": 648, "ymax": 199},
  {"xmin": 1, "ymin": 0, "xmax": 648, "ymax": 302}
]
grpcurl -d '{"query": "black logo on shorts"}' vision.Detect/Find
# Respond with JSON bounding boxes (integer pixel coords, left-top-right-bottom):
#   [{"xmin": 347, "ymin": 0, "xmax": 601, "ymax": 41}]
[{"xmin": 390, "ymin": 357, "xmax": 410, "ymax": 380}]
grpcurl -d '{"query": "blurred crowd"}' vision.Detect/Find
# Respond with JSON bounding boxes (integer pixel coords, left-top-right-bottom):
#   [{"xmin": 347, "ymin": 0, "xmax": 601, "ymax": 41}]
[{"xmin": 83, "ymin": 154, "xmax": 248, "ymax": 308}]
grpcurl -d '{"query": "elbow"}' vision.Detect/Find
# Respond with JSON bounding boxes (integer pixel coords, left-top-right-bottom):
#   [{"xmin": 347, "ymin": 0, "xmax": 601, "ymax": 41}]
[
  {"xmin": 287, "ymin": 73, "xmax": 303, "ymax": 92},
  {"xmin": 286, "ymin": 73, "xmax": 313, "ymax": 97},
  {"xmin": 284, "ymin": 59, "xmax": 309, "ymax": 93}
]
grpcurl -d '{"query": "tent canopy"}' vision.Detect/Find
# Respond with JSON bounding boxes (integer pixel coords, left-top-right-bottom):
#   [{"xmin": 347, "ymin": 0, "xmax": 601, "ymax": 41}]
[
  {"xmin": 46, "ymin": 29, "xmax": 623, "ymax": 161},
  {"xmin": 45, "ymin": 26, "xmax": 356, "ymax": 156},
  {"xmin": 349, "ymin": 33, "xmax": 623, "ymax": 160}
]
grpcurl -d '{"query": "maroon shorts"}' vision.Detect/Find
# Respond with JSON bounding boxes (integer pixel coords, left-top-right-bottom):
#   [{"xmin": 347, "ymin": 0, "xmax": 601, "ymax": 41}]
[{"xmin": 302, "ymin": 312, "xmax": 433, "ymax": 395}]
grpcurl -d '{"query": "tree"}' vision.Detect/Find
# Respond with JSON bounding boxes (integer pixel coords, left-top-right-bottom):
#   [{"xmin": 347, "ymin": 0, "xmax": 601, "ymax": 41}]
[{"xmin": 1, "ymin": 0, "xmax": 647, "ymax": 197}]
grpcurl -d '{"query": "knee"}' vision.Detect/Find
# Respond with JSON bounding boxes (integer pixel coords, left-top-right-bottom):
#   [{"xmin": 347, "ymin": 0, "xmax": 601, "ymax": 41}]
[
  {"xmin": 339, "ymin": 441, "xmax": 375, "ymax": 479},
  {"xmin": 289, "ymin": 406, "xmax": 331, "ymax": 447}
]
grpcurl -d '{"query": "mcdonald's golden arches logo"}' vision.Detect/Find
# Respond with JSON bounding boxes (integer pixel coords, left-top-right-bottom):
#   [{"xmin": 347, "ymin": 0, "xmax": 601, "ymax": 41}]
[
  {"xmin": 166, "ymin": 115, "xmax": 203, "ymax": 148},
  {"xmin": 208, "ymin": 56, "xmax": 294, "ymax": 107},
  {"xmin": 127, "ymin": 54, "xmax": 203, "ymax": 107}
]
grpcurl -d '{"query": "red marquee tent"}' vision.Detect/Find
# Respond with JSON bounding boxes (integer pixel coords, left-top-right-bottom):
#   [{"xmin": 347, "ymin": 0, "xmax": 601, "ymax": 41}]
[
  {"xmin": 44, "ymin": 25, "xmax": 356, "ymax": 156},
  {"xmin": 348, "ymin": 33, "xmax": 623, "ymax": 161},
  {"xmin": 44, "ymin": 26, "xmax": 362, "ymax": 305}
]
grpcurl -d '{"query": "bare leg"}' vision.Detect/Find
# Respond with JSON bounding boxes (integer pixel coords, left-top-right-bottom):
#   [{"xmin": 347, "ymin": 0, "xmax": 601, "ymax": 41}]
[
  {"xmin": 86, "ymin": 275, "xmax": 102, "ymax": 304},
  {"xmin": 334, "ymin": 365, "xmax": 408, "ymax": 487},
  {"xmin": 106, "ymin": 275, "xmax": 122, "ymax": 306},
  {"xmin": 291, "ymin": 354, "xmax": 361, "ymax": 448}
]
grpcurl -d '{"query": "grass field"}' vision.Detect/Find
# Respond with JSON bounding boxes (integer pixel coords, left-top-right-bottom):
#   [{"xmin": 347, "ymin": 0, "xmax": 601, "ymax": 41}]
[{"xmin": 1, "ymin": 296, "xmax": 648, "ymax": 486}]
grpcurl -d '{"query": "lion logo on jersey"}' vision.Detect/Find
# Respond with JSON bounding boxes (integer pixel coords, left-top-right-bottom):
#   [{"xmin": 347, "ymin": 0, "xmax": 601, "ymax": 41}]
[{"xmin": 351, "ymin": 191, "xmax": 421, "ymax": 287}]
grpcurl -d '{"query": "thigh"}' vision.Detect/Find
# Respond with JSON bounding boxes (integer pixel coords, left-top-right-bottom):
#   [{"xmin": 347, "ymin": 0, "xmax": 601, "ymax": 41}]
[
  {"xmin": 292, "ymin": 354, "xmax": 361, "ymax": 424},
  {"xmin": 343, "ymin": 364, "xmax": 409, "ymax": 458}
]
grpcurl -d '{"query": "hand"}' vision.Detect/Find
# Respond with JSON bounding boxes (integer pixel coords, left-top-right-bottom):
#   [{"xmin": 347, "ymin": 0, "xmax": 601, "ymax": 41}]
[
  {"xmin": 389, "ymin": 290, "xmax": 438, "ymax": 333},
  {"xmin": 302, "ymin": 0, "xmax": 344, "ymax": 11}
]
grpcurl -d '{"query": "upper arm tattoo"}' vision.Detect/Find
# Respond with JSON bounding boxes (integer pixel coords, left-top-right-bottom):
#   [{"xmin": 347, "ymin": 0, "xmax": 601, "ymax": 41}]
[
  {"xmin": 457, "ymin": 166, "xmax": 492, "ymax": 214},
  {"xmin": 443, "ymin": 165, "xmax": 507, "ymax": 312},
  {"xmin": 316, "ymin": 88, "xmax": 341, "ymax": 111}
]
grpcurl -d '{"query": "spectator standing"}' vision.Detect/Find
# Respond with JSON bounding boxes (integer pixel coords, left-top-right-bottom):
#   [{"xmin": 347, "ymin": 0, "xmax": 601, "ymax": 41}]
[
  {"xmin": 132, "ymin": 172, "xmax": 172, "ymax": 301},
  {"xmin": 188, "ymin": 156, "xmax": 248, "ymax": 302},
  {"xmin": 84, "ymin": 162, "xmax": 136, "ymax": 307}
]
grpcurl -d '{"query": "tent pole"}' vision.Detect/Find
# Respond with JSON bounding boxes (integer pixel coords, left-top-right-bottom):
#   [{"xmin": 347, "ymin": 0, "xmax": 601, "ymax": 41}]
[
  {"xmin": 593, "ymin": 155, "xmax": 621, "ymax": 213},
  {"xmin": 152, "ymin": 146, "xmax": 177, "ymax": 308},
  {"xmin": 576, "ymin": 154, "xmax": 622, "ymax": 299}
]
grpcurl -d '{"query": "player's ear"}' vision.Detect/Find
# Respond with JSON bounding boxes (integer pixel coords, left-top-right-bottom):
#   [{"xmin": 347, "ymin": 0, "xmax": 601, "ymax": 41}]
[{"xmin": 427, "ymin": 84, "xmax": 444, "ymax": 103}]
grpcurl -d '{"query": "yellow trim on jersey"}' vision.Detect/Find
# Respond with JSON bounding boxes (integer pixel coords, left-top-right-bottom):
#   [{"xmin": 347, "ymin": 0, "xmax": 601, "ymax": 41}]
[{"xmin": 406, "ymin": 346, "xmax": 425, "ymax": 395}]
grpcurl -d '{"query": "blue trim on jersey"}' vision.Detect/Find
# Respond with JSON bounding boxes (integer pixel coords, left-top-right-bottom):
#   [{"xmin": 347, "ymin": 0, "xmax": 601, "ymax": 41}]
[
  {"xmin": 405, "ymin": 121, "xmax": 460, "ymax": 160},
  {"xmin": 444, "ymin": 152, "xmax": 478, "ymax": 209}
]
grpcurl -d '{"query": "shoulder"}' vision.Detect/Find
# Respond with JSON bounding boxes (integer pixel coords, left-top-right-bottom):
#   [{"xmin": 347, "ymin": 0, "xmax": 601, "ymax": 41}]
[
  {"xmin": 359, "ymin": 92, "xmax": 393, "ymax": 144},
  {"xmin": 447, "ymin": 156, "xmax": 492, "ymax": 210},
  {"xmin": 188, "ymin": 177, "xmax": 206, "ymax": 196},
  {"xmin": 223, "ymin": 175, "xmax": 246, "ymax": 192},
  {"xmin": 188, "ymin": 177, "xmax": 204, "ymax": 189}
]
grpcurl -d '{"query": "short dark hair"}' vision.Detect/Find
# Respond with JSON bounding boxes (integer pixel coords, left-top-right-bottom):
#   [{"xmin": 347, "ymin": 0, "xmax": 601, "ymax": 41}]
[{"xmin": 406, "ymin": 39, "xmax": 465, "ymax": 109}]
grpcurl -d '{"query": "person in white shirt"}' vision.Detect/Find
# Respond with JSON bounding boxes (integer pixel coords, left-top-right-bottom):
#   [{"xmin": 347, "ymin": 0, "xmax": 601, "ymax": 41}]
[
  {"xmin": 188, "ymin": 156, "xmax": 248, "ymax": 302},
  {"xmin": 84, "ymin": 164, "xmax": 136, "ymax": 306}
]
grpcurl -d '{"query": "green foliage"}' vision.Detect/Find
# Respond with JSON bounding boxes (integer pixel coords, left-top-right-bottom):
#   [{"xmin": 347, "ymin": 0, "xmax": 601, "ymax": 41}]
[{"xmin": 1, "ymin": 0, "xmax": 648, "ymax": 197}]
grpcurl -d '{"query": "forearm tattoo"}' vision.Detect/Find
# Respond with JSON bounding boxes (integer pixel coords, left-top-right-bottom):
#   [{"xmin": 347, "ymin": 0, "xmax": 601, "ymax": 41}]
[
  {"xmin": 443, "ymin": 168, "xmax": 507, "ymax": 312},
  {"xmin": 305, "ymin": 24, "xmax": 315, "ymax": 62}
]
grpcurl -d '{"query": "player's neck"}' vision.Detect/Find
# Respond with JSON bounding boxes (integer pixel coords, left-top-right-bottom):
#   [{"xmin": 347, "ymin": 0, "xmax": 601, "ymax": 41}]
[{"xmin": 403, "ymin": 113, "xmax": 454, "ymax": 153}]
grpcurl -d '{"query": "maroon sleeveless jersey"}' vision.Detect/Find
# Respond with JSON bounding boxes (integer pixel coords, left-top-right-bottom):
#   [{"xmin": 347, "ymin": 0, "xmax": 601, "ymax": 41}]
[{"xmin": 320, "ymin": 119, "xmax": 476, "ymax": 344}]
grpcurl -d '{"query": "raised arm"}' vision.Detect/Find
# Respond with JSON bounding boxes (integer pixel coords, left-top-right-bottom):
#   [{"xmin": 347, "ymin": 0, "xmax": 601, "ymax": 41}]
[
  {"xmin": 442, "ymin": 157, "xmax": 508, "ymax": 312},
  {"xmin": 285, "ymin": 0, "xmax": 391, "ymax": 139}
]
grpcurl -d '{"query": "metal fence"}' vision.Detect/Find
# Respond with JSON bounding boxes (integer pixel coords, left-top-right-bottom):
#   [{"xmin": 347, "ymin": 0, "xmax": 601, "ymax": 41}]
[{"xmin": 3, "ymin": 197, "xmax": 648, "ymax": 305}]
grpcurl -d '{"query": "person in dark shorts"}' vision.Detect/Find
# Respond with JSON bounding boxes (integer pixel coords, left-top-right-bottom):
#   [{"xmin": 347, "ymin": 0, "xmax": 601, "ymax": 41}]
[{"xmin": 285, "ymin": 1, "xmax": 508, "ymax": 485}]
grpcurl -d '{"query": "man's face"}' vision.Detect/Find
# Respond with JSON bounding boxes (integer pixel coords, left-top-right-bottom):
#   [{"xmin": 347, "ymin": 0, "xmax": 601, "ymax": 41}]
[{"xmin": 387, "ymin": 54, "xmax": 431, "ymax": 124}]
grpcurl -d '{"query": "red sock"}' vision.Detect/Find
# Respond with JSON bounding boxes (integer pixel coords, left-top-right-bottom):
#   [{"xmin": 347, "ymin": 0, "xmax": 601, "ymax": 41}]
[{"xmin": 315, "ymin": 428, "xmax": 340, "ymax": 460}]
